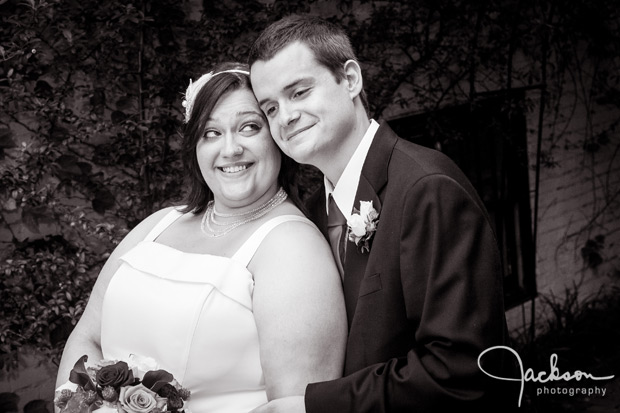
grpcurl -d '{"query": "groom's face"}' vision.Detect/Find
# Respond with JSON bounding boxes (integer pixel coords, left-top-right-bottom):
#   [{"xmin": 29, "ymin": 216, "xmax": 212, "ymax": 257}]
[{"xmin": 250, "ymin": 41, "xmax": 358, "ymax": 167}]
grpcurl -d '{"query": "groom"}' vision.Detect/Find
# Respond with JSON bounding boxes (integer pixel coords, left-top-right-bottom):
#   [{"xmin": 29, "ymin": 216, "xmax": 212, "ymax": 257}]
[{"xmin": 249, "ymin": 15, "xmax": 512, "ymax": 412}]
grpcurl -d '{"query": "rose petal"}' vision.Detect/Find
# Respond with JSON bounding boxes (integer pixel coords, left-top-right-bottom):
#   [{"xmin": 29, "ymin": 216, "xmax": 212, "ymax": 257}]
[
  {"xmin": 347, "ymin": 215, "xmax": 366, "ymax": 237},
  {"xmin": 120, "ymin": 384, "xmax": 159, "ymax": 413},
  {"xmin": 359, "ymin": 201, "xmax": 373, "ymax": 217}
]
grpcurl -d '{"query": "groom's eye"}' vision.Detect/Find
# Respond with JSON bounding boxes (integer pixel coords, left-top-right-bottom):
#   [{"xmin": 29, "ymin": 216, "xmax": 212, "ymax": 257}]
[
  {"xmin": 293, "ymin": 89, "xmax": 308, "ymax": 99},
  {"xmin": 265, "ymin": 105, "xmax": 277, "ymax": 117}
]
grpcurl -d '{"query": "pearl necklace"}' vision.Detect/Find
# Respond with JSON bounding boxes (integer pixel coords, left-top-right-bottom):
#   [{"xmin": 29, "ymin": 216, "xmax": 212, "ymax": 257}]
[{"xmin": 200, "ymin": 187, "xmax": 288, "ymax": 237}]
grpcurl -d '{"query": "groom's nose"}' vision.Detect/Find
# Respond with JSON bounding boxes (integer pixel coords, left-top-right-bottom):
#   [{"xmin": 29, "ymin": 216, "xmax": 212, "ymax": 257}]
[{"xmin": 278, "ymin": 103, "xmax": 300, "ymax": 127}]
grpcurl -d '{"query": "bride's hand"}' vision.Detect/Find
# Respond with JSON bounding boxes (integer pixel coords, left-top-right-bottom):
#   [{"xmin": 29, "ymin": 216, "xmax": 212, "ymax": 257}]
[{"xmin": 248, "ymin": 396, "xmax": 305, "ymax": 413}]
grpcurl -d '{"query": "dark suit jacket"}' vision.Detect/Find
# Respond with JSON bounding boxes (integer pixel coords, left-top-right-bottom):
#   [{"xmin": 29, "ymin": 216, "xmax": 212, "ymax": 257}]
[{"xmin": 305, "ymin": 123, "xmax": 513, "ymax": 412}]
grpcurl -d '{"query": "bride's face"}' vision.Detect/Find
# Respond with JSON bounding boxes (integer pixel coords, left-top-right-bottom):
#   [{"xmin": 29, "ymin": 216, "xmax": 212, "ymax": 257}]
[{"xmin": 196, "ymin": 88, "xmax": 281, "ymax": 214}]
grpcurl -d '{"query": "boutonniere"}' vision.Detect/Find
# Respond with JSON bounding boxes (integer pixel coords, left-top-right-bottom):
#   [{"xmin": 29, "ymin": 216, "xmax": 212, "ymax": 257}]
[{"xmin": 347, "ymin": 200, "xmax": 379, "ymax": 254}]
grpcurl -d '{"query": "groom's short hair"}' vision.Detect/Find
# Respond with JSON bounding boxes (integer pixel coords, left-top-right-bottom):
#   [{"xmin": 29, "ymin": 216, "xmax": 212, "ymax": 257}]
[{"xmin": 248, "ymin": 14, "xmax": 368, "ymax": 112}]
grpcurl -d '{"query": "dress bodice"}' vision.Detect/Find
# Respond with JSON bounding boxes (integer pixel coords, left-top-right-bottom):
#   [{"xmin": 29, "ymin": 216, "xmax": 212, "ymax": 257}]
[{"xmin": 101, "ymin": 208, "xmax": 313, "ymax": 413}]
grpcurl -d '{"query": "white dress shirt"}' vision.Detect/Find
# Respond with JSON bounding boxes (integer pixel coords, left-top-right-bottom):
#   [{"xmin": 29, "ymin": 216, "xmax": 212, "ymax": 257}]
[{"xmin": 325, "ymin": 119, "xmax": 380, "ymax": 219}]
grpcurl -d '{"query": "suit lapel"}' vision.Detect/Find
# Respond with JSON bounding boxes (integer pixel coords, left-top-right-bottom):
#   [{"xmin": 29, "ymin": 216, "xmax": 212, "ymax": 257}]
[
  {"xmin": 342, "ymin": 174, "xmax": 382, "ymax": 322},
  {"xmin": 342, "ymin": 123, "xmax": 398, "ymax": 324}
]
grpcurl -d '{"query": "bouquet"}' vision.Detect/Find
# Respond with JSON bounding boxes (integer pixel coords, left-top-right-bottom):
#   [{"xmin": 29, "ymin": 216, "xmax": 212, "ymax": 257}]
[{"xmin": 54, "ymin": 355, "xmax": 190, "ymax": 413}]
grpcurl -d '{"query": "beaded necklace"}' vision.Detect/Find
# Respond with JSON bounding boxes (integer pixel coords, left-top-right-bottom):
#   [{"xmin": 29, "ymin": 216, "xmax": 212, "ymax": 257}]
[{"xmin": 200, "ymin": 187, "xmax": 288, "ymax": 237}]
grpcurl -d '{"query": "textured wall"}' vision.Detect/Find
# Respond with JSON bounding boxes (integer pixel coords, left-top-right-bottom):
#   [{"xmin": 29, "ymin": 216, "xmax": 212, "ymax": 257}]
[{"xmin": 506, "ymin": 88, "xmax": 620, "ymax": 333}]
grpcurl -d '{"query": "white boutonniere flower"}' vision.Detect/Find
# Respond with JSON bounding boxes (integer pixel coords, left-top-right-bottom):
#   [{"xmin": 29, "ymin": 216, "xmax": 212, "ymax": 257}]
[{"xmin": 347, "ymin": 200, "xmax": 379, "ymax": 253}]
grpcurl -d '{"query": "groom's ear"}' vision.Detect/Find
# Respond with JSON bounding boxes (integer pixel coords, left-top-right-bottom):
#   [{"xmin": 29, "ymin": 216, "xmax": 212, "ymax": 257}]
[{"xmin": 343, "ymin": 60, "xmax": 363, "ymax": 100}]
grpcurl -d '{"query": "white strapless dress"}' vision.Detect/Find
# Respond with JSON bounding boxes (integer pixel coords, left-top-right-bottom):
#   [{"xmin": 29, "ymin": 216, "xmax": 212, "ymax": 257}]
[{"xmin": 101, "ymin": 208, "xmax": 313, "ymax": 413}]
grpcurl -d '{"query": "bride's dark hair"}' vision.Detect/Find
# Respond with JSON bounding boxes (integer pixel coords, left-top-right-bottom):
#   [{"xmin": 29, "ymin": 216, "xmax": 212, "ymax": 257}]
[{"xmin": 180, "ymin": 62, "xmax": 304, "ymax": 215}]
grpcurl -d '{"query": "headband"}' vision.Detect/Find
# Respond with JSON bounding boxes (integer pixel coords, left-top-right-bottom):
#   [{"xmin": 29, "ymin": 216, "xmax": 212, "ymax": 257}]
[{"xmin": 181, "ymin": 69, "xmax": 250, "ymax": 123}]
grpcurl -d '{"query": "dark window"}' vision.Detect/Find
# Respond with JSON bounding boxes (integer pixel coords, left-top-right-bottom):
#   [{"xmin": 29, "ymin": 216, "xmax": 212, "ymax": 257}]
[{"xmin": 388, "ymin": 91, "xmax": 536, "ymax": 309}]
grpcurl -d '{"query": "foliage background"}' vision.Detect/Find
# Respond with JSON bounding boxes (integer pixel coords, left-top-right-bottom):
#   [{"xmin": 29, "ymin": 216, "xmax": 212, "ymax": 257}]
[{"xmin": 1, "ymin": 1, "xmax": 619, "ymax": 409}]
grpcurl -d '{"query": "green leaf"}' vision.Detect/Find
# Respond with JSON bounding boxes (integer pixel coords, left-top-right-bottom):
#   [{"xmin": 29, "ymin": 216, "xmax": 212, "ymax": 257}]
[
  {"xmin": 56, "ymin": 155, "xmax": 82, "ymax": 175},
  {"xmin": 111, "ymin": 111, "xmax": 127, "ymax": 124},
  {"xmin": 21, "ymin": 206, "xmax": 46, "ymax": 233},
  {"xmin": 115, "ymin": 96, "xmax": 133, "ymax": 110},
  {"xmin": 91, "ymin": 188, "xmax": 115, "ymax": 214},
  {"xmin": 0, "ymin": 128, "xmax": 17, "ymax": 149},
  {"xmin": 34, "ymin": 80, "xmax": 53, "ymax": 98},
  {"xmin": 50, "ymin": 126, "xmax": 70, "ymax": 143}
]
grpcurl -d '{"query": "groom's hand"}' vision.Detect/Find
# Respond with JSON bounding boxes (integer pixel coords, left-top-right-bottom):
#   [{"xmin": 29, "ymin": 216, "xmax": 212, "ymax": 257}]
[{"xmin": 249, "ymin": 396, "xmax": 305, "ymax": 413}]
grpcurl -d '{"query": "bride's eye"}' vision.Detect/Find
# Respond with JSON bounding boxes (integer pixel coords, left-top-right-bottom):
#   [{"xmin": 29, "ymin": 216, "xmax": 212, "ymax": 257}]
[
  {"xmin": 202, "ymin": 129, "xmax": 220, "ymax": 140},
  {"xmin": 240, "ymin": 123, "xmax": 261, "ymax": 135}
]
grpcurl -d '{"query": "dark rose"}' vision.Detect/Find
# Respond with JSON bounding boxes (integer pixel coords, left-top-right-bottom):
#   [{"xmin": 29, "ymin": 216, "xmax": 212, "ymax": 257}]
[
  {"xmin": 96, "ymin": 361, "xmax": 134, "ymax": 389},
  {"xmin": 156, "ymin": 384, "xmax": 183, "ymax": 411}
]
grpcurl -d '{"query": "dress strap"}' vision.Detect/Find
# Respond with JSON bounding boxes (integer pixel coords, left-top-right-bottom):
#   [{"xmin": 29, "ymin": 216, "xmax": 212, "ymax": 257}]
[
  {"xmin": 231, "ymin": 215, "xmax": 315, "ymax": 267},
  {"xmin": 143, "ymin": 207, "xmax": 185, "ymax": 242}
]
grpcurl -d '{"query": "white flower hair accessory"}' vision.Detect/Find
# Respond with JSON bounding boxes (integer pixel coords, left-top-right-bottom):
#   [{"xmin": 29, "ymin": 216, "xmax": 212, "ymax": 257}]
[
  {"xmin": 347, "ymin": 200, "xmax": 379, "ymax": 254},
  {"xmin": 182, "ymin": 69, "xmax": 250, "ymax": 123}
]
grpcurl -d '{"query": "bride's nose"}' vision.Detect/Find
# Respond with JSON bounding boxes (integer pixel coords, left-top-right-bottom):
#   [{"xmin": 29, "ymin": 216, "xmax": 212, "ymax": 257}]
[{"xmin": 221, "ymin": 134, "xmax": 243, "ymax": 157}]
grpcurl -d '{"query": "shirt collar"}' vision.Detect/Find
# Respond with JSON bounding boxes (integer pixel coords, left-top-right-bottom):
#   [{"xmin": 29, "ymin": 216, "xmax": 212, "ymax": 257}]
[{"xmin": 325, "ymin": 119, "xmax": 380, "ymax": 218}]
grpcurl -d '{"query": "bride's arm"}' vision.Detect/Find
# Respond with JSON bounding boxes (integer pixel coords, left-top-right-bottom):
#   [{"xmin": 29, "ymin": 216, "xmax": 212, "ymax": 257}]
[
  {"xmin": 251, "ymin": 220, "xmax": 347, "ymax": 400},
  {"xmin": 55, "ymin": 207, "xmax": 176, "ymax": 388}
]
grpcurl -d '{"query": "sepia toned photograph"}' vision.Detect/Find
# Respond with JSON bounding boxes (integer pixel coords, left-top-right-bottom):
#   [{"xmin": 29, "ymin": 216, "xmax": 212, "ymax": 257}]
[{"xmin": 1, "ymin": 1, "xmax": 618, "ymax": 412}]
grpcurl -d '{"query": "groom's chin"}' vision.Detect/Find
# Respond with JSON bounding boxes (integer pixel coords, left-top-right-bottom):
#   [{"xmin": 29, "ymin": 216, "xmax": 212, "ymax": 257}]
[{"xmin": 276, "ymin": 141, "xmax": 311, "ymax": 164}]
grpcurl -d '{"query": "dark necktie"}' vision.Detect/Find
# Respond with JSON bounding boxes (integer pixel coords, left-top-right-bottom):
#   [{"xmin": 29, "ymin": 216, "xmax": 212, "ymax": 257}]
[{"xmin": 327, "ymin": 194, "xmax": 347, "ymax": 278}]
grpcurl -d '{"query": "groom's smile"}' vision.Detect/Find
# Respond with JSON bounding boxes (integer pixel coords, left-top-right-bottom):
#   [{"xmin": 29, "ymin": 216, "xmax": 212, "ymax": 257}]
[{"xmin": 285, "ymin": 123, "xmax": 315, "ymax": 142}]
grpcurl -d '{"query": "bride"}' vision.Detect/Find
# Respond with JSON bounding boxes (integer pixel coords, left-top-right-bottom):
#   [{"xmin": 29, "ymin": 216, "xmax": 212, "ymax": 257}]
[{"xmin": 55, "ymin": 62, "xmax": 347, "ymax": 412}]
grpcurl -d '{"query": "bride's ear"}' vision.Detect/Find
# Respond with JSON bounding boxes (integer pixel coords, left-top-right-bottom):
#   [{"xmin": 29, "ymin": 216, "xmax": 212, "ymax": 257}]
[{"xmin": 343, "ymin": 60, "xmax": 363, "ymax": 100}]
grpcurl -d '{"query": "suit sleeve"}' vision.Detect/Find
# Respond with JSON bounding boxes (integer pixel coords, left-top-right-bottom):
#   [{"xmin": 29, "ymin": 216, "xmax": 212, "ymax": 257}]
[{"xmin": 306, "ymin": 174, "xmax": 509, "ymax": 412}]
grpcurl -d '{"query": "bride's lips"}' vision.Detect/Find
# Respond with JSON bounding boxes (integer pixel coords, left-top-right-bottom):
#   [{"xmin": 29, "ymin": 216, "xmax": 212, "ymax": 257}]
[{"xmin": 217, "ymin": 162, "xmax": 254, "ymax": 174}]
